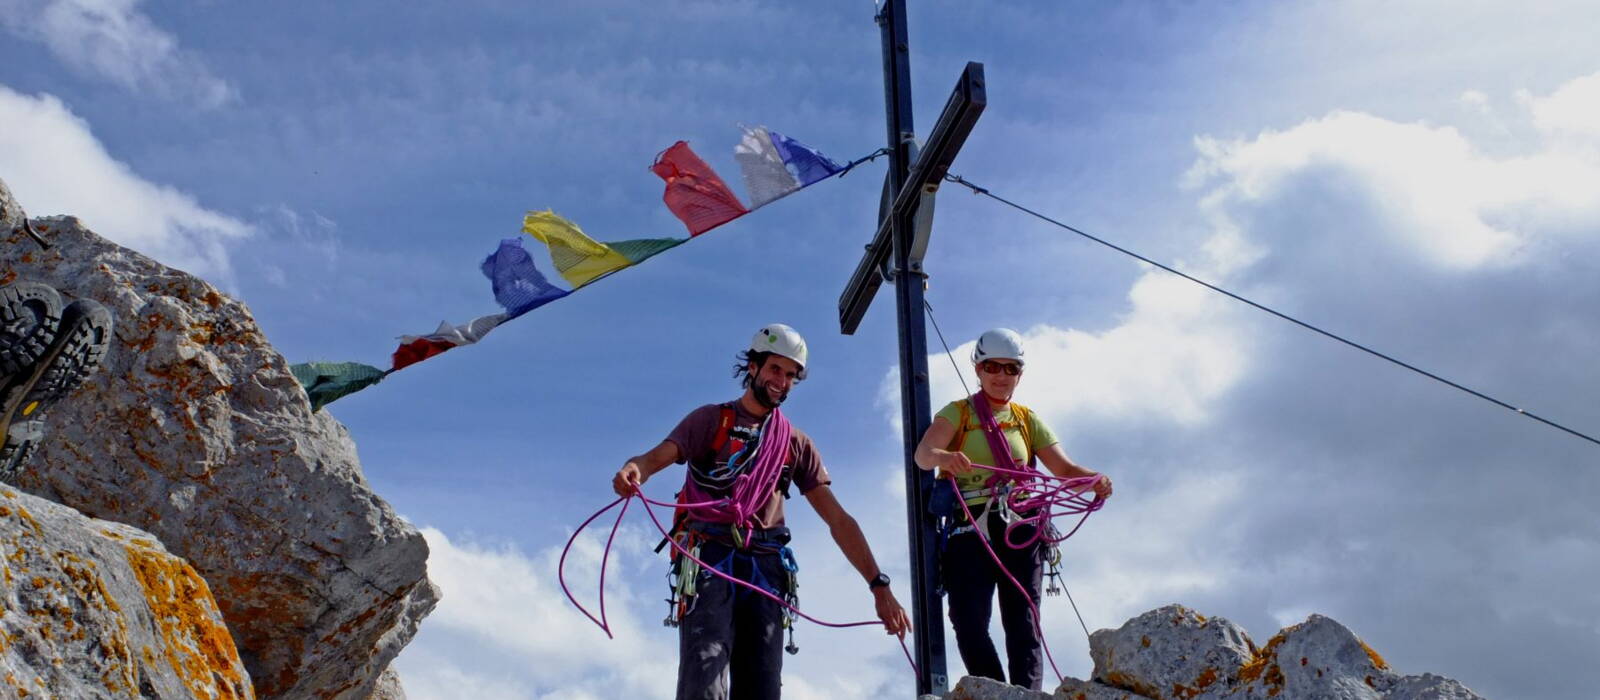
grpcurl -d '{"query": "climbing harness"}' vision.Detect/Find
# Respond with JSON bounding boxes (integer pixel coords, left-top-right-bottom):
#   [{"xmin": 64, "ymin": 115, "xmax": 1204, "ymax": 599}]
[{"xmin": 660, "ymin": 520, "xmax": 802, "ymax": 656}]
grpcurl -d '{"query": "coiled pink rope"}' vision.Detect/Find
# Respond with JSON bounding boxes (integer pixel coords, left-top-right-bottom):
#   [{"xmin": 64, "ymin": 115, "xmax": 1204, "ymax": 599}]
[
  {"xmin": 948, "ymin": 462, "xmax": 1104, "ymax": 685},
  {"xmin": 559, "ymin": 406, "xmax": 917, "ymax": 676},
  {"xmin": 559, "ymin": 492, "xmax": 917, "ymax": 675}
]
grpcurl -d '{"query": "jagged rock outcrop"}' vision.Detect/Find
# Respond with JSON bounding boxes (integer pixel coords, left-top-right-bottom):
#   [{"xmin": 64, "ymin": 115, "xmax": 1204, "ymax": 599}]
[
  {"xmin": 1073, "ymin": 605, "xmax": 1486, "ymax": 700},
  {"xmin": 0, "ymin": 484, "xmax": 254, "ymax": 699},
  {"xmin": 949, "ymin": 675, "xmax": 1053, "ymax": 699},
  {"xmin": 1089, "ymin": 605, "xmax": 1253, "ymax": 698},
  {"xmin": 1, "ymin": 177, "xmax": 438, "ymax": 699},
  {"xmin": 942, "ymin": 605, "xmax": 1486, "ymax": 700},
  {"xmin": 367, "ymin": 668, "xmax": 406, "ymax": 700}
]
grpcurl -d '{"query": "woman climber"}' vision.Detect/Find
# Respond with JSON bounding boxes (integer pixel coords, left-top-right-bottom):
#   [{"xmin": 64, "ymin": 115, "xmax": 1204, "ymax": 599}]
[{"xmin": 913, "ymin": 327, "xmax": 1112, "ymax": 691}]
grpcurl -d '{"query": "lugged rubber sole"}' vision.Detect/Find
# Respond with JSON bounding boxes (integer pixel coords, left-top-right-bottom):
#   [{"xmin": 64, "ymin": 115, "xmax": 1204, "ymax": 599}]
[
  {"xmin": 0, "ymin": 298, "xmax": 113, "ymax": 480},
  {"xmin": 0, "ymin": 282, "xmax": 63, "ymax": 376}
]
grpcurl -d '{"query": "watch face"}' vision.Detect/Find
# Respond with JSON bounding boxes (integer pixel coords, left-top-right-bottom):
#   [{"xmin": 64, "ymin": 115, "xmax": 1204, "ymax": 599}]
[{"xmin": 870, "ymin": 573, "xmax": 891, "ymax": 588}]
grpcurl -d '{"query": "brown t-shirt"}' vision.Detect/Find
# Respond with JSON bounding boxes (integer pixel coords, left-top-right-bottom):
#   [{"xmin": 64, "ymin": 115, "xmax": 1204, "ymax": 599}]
[{"xmin": 665, "ymin": 401, "xmax": 830, "ymax": 528}]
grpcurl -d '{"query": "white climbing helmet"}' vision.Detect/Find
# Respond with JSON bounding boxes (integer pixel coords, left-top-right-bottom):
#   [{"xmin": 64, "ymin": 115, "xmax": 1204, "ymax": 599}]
[
  {"xmin": 972, "ymin": 328, "xmax": 1025, "ymax": 366},
  {"xmin": 751, "ymin": 323, "xmax": 808, "ymax": 370}
]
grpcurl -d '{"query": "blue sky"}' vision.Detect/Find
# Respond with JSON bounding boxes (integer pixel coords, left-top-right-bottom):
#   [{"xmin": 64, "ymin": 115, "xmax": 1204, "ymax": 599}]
[{"xmin": 4, "ymin": 1, "xmax": 1599, "ymax": 698}]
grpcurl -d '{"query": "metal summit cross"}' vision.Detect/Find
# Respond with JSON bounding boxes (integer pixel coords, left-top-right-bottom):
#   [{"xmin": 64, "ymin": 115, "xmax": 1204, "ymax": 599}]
[{"xmin": 838, "ymin": 1, "xmax": 985, "ymax": 695}]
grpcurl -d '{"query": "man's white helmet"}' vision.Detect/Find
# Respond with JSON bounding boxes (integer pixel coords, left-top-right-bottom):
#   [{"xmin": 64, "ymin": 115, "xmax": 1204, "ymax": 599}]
[
  {"xmin": 751, "ymin": 323, "xmax": 808, "ymax": 370},
  {"xmin": 972, "ymin": 328, "xmax": 1025, "ymax": 365}
]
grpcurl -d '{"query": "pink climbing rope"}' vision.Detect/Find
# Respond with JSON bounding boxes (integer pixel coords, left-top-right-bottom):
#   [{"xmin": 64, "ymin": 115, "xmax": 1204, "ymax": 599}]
[
  {"xmin": 558, "ymin": 406, "xmax": 918, "ymax": 676},
  {"xmin": 948, "ymin": 469, "xmax": 1102, "ymax": 685},
  {"xmin": 951, "ymin": 392, "xmax": 1107, "ymax": 685}
]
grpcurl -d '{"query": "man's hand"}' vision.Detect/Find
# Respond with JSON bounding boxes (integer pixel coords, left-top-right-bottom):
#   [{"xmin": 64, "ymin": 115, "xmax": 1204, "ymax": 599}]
[
  {"xmin": 874, "ymin": 587, "xmax": 912, "ymax": 638},
  {"xmin": 937, "ymin": 450, "xmax": 975, "ymax": 477},
  {"xmin": 613, "ymin": 463, "xmax": 644, "ymax": 497}
]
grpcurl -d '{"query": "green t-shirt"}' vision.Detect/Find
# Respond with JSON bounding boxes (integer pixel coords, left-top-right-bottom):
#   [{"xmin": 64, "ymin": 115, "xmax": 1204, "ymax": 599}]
[{"xmin": 935, "ymin": 398, "xmax": 1059, "ymax": 503}]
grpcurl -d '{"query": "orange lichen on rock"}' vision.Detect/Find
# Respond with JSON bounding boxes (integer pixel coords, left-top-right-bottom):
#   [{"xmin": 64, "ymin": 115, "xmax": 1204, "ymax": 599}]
[
  {"xmin": 1359, "ymin": 640, "xmax": 1389, "ymax": 670},
  {"xmin": 1237, "ymin": 628, "xmax": 1289, "ymax": 696},
  {"xmin": 123, "ymin": 540, "xmax": 250, "ymax": 699}
]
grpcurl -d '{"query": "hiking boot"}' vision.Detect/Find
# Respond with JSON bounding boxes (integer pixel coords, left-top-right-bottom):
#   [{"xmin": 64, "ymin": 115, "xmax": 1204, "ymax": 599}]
[
  {"xmin": 0, "ymin": 281, "xmax": 63, "ymax": 376},
  {"xmin": 0, "ymin": 298, "xmax": 113, "ymax": 480}
]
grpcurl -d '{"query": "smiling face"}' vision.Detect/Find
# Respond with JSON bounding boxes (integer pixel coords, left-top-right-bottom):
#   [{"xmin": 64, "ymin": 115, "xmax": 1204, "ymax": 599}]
[
  {"xmin": 749, "ymin": 354, "xmax": 803, "ymax": 408},
  {"xmin": 976, "ymin": 358, "xmax": 1023, "ymax": 403}
]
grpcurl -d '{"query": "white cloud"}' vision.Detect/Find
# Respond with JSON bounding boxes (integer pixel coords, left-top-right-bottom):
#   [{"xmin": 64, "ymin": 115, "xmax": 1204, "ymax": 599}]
[
  {"xmin": 1190, "ymin": 112, "xmax": 1528, "ymax": 269},
  {"xmin": 393, "ymin": 526, "xmax": 678, "ymax": 700},
  {"xmin": 0, "ymin": 0, "xmax": 235, "ymax": 107},
  {"xmin": 1523, "ymin": 70, "xmax": 1600, "ymax": 141},
  {"xmin": 1458, "ymin": 90, "xmax": 1490, "ymax": 116},
  {"xmin": 0, "ymin": 85, "xmax": 249, "ymax": 283},
  {"xmin": 881, "ymin": 278, "xmax": 1250, "ymax": 436},
  {"xmin": 396, "ymin": 519, "xmax": 927, "ymax": 700}
]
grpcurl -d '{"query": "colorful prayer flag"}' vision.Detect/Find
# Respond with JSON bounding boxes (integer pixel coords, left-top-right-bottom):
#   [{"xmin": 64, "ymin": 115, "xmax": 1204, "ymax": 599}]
[
  {"xmin": 734, "ymin": 126, "xmax": 844, "ymax": 210},
  {"xmin": 734, "ymin": 126, "xmax": 801, "ymax": 209},
  {"xmin": 481, "ymin": 237, "xmax": 570, "ymax": 318},
  {"xmin": 392, "ymin": 313, "xmax": 508, "ymax": 371},
  {"xmin": 768, "ymin": 129, "xmax": 843, "ymax": 186},
  {"xmin": 522, "ymin": 211, "xmax": 686, "ymax": 287},
  {"xmin": 290, "ymin": 362, "xmax": 388, "ymax": 412},
  {"xmin": 651, "ymin": 141, "xmax": 748, "ymax": 236}
]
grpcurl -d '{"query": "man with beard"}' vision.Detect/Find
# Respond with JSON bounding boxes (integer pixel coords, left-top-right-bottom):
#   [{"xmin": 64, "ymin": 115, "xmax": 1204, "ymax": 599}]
[{"xmin": 612, "ymin": 323, "xmax": 911, "ymax": 700}]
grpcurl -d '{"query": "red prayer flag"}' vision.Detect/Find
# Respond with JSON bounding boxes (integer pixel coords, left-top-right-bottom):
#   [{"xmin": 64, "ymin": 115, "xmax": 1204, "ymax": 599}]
[
  {"xmin": 651, "ymin": 141, "xmax": 749, "ymax": 236},
  {"xmin": 391, "ymin": 337, "xmax": 457, "ymax": 371}
]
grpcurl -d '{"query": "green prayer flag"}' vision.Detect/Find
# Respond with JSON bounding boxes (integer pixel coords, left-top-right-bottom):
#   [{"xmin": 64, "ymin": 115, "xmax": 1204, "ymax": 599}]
[{"xmin": 290, "ymin": 361, "xmax": 389, "ymax": 412}]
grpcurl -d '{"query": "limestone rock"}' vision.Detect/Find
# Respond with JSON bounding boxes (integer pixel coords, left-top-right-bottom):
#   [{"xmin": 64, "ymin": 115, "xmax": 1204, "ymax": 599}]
[
  {"xmin": 1387, "ymin": 674, "xmax": 1486, "ymax": 700},
  {"xmin": 1054, "ymin": 676, "xmax": 1148, "ymax": 700},
  {"xmin": 0, "ymin": 484, "xmax": 254, "ymax": 699},
  {"xmin": 1213, "ymin": 614, "xmax": 1390, "ymax": 700},
  {"xmin": 366, "ymin": 668, "xmax": 406, "ymax": 700},
  {"xmin": 0, "ymin": 178, "xmax": 21, "ymax": 233},
  {"xmin": 950, "ymin": 675, "xmax": 1054, "ymax": 700},
  {"xmin": 1, "ymin": 177, "xmax": 439, "ymax": 699},
  {"xmin": 1066, "ymin": 605, "xmax": 1488, "ymax": 700},
  {"xmin": 1090, "ymin": 604, "xmax": 1253, "ymax": 699}
]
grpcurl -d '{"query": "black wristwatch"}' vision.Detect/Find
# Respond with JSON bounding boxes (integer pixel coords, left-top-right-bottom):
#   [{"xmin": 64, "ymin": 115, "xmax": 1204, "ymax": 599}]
[{"xmin": 868, "ymin": 572, "xmax": 891, "ymax": 589}]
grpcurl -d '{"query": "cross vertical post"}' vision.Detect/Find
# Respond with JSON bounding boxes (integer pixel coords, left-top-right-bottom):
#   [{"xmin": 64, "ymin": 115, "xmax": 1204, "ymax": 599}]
[{"xmin": 839, "ymin": 1, "xmax": 986, "ymax": 695}]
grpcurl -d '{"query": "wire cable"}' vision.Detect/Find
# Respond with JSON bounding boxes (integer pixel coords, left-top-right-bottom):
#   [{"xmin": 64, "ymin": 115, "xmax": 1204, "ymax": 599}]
[{"xmin": 942, "ymin": 173, "xmax": 1600, "ymax": 449}]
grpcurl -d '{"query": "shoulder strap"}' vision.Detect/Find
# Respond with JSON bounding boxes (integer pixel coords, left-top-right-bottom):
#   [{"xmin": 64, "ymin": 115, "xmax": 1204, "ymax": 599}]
[
  {"xmin": 945, "ymin": 401, "xmax": 972, "ymax": 453},
  {"xmin": 1010, "ymin": 402, "xmax": 1035, "ymax": 466},
  {"xmin": 709, "ymin": 405, "xmax": 736, "ymax": 453}
]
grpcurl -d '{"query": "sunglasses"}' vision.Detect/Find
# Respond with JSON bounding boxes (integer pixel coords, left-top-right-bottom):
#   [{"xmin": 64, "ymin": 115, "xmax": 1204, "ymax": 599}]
[{"xmin": 978, "ymin": 360, "xmax": 1023, "ymax": 376}]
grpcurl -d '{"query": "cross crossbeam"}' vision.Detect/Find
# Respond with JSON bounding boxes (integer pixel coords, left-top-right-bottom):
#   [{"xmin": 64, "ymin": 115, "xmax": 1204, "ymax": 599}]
[{"xmin": 838, "ymin": 62, "xmax": 986, "ymax": 335}]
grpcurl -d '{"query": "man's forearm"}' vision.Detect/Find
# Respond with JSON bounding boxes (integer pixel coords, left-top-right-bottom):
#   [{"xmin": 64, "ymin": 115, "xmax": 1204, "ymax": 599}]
[{"xmin": 827, "ymin": 513, "xmax": 883, "ymax": 582}]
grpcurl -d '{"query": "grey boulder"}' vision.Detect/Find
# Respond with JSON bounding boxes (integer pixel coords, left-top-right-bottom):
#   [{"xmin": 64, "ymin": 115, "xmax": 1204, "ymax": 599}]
[
  {"xmin": 0, "ymin": 484, "xmax": 254, "ymax": 699},
  {"xmin": 1, "ymin": 177, "xmax": 438, "ymax": 700}
]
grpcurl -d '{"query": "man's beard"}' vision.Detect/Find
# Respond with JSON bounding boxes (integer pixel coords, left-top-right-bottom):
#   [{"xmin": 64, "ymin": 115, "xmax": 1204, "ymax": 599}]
[{"xmin": 753, "ymin": 382, "xmax": 789, "ymax": 408}]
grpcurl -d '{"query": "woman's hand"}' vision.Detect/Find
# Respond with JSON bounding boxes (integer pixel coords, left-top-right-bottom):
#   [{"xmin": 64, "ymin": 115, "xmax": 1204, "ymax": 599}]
[
  {"xmin": 1091, "ymin": 473, "xmax": 1113, "ymax": 499},
  {"xmin": 937, "ymin": 450, "xmax": 975, "ymax": 477}
]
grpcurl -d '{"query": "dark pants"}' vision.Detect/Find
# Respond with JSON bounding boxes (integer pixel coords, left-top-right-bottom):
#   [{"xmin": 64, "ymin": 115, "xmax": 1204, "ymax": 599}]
[
  {"xmin": 942, "ymin": 518, "xmax": 1045, "ymax": 690},
  {"xmin": 677, "ymin": 541, "xmax": 789, "ymax": 700}
]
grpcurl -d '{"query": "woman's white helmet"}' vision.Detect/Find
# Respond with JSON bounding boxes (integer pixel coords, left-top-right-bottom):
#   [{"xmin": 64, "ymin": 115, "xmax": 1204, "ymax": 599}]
[
  {"xmin": 751, "ymin": 323, "xmax": 808, "ymax": 370},
  {"xmin": 972, "ymin": 328, "xmax": 1025, "ymax": 365}
]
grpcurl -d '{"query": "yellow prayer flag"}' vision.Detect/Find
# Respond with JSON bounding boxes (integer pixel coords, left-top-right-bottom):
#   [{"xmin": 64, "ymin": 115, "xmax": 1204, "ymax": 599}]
[{"xmin": 521, "ymin": 210, "xmax": 634, "ymax": 288}]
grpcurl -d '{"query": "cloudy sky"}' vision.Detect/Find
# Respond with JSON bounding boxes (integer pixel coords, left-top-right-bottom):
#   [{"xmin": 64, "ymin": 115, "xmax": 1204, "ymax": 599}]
[{"xmin": 3, "ymin": 1, "xmax": 1598, "ymax": 698}]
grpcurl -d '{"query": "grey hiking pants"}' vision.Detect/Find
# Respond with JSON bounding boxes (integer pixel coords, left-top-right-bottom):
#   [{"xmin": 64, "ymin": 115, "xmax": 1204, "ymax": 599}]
[
  {"xmin": 943, "ymin": 519, "xmax": 1046, "ymax": 691},
  {"xmin": 676, "ymin": 541, "xmax": 789, "ymax": 700}
]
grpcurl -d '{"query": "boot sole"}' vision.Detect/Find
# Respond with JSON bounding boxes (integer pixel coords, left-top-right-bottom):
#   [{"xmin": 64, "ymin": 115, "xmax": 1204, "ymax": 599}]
[
  {"xmin": 0, "ymin": 282, "xmax": 63, "ymax": 376},
  {"xmin": 0, "ymin": 299, "xmax": 113, "ymax": 478}
]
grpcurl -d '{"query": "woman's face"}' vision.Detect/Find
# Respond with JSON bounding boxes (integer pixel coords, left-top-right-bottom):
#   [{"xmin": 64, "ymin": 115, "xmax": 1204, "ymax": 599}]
[{"xmin": 975, "ymin": 358, "xmax": 1023, "ymax": 401}]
